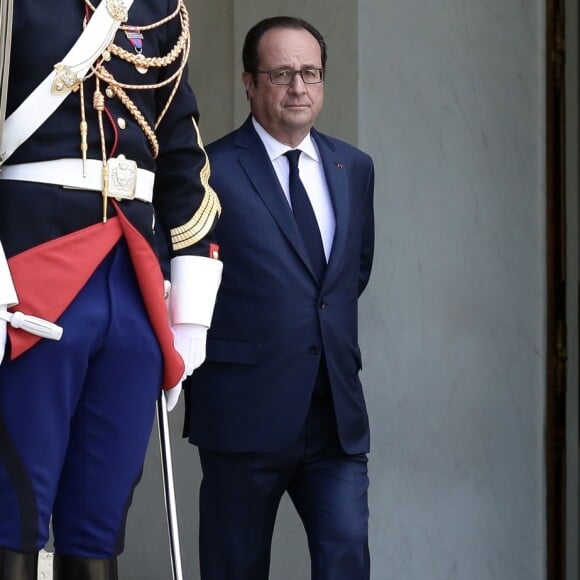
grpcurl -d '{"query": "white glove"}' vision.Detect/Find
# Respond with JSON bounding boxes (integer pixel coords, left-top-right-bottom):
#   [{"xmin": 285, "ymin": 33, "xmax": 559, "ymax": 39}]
[
  {"xmin": 164, "ymin": 323, "xmax": 208, "ymax": 411},
  {"xmin": 172, "ymin": 322, "xmax": 208, "ymax": 376},
  {"xmin": 0, "ymin": 305, "xmax": 7, "ymax": 366},
  {"xmin": 164, "ymin": 382, "xmax": 182, "ymax": 412},
  {"xmin": 162, "ymin": 256, "xmax": 222, "ymax": 412},
  {"xmin": 162, "ymin": 280, "xmax": 181, "ymax": 410}
]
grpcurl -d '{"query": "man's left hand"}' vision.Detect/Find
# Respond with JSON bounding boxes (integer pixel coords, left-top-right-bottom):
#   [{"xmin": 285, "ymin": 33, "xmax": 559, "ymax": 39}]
[{"xmin": 164, "ymin": 323, "xmax": 208, "ymax": 411}]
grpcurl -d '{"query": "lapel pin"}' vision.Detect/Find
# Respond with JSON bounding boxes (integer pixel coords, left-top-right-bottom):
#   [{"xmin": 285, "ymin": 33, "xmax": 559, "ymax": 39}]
[{"xmin": 335, "ymin": 162, "xmax": 344, "ymax": 169}]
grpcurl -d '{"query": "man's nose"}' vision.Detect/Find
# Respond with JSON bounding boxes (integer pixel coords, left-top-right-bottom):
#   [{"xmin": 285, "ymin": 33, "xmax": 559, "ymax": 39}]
[{"xmin": 288, "ymin": 73, "xmax": 307, "ymax": 92}]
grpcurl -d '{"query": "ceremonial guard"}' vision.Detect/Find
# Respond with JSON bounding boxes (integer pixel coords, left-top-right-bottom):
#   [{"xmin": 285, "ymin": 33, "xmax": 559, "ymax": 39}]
[{"xmin": 0, "ymin": 1, "xmax": 222, "ymax": 578}]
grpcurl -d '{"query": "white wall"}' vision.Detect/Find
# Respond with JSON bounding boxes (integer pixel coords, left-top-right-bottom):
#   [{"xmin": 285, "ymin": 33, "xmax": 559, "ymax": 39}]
[{"xmin": 358, "ymin": 1, "xmax": 547, "ymax": 578}]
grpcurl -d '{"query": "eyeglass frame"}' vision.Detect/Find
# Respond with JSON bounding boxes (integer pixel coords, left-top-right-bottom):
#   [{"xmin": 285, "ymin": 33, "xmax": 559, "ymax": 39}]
[{"xmin": 254, "ymin": 68, "xmax": 326, "ymax": 86}]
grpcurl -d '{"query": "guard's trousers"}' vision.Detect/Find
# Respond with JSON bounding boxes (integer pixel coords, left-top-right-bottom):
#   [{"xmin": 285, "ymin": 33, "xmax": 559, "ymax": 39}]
[{"xmin": 0, "ymin": 239, "xmax": 162, "ymax": 558}]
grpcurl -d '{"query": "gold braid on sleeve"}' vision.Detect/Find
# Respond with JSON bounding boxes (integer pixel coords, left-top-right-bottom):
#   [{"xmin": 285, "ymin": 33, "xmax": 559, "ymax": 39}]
[{"xmin": 169, "ymin": 117, "xmax": 222, "ymax": 251}]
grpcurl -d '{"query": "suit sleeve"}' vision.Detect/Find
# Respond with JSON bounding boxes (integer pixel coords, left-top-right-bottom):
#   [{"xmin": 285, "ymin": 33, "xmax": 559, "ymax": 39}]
[{"xmin": 358, "ymin": 159, "xmax": 375, "ymax": 297}]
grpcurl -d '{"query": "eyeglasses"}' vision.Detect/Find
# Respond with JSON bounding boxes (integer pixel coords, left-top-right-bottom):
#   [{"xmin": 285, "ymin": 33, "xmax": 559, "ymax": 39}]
[{"xmin": 255, "ymin": 68, "xmax": 325, "ymax": 85}]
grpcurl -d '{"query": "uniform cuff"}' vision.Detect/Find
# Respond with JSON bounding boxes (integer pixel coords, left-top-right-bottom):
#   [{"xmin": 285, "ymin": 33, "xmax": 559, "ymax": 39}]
[{"xmin": 170, "ymin": 255, "xmax": 223, "ymax": 327}]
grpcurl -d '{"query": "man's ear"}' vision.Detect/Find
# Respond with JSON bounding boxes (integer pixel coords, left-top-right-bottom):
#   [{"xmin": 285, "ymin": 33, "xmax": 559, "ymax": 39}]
[{"xmin": 242, "ymin": 71, "xmax": 253, "ymax": 100}]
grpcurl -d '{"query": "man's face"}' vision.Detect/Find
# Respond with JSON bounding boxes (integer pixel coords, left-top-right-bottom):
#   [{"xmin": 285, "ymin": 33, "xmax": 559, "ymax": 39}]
[{"xmin": 244, "ymin": 27, "xmax": 324, "ymax": 147}]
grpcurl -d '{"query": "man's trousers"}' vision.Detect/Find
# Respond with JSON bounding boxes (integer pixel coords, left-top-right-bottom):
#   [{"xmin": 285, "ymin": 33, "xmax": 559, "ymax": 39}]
[
  {"xmin": 197, "ymin": 385, "xmax": 370, "ymax": 580},
  {"xmin": 0, "ymin": 239, "xmax": 162, "ymax": 558}
]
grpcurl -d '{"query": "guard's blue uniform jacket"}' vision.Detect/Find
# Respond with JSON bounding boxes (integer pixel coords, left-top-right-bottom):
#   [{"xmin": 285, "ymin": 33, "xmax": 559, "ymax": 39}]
[
  {"xmin": 0, "ymin": 0, "xmax": 220, "ymax": 561},
  {"xmin": 1, "ymin": 0, "xmax": 219, "ymax": 259}
]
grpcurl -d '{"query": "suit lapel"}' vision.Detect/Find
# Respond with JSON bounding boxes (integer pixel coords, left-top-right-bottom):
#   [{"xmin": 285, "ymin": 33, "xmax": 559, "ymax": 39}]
[
  {"xmin": 312, "ymin": 129, "xmax": 350, "ymax": 284},
  {"xmin": 235, "ymin": 119, "xmax": 316, "ymax": 279}
]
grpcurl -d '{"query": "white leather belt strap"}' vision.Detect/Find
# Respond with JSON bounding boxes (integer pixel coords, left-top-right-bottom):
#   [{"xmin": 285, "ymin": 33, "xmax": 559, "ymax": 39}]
[
  {"xmin": 0, "ymin": 158, "xmax": 155, "ymax": 203},
  {"xmin": 0, "ymin": 0, "xmax": 15, "ymax": 149},
  {"xmin": 0, "ymin": 0, "xmax": 134, "ymax": 164}
]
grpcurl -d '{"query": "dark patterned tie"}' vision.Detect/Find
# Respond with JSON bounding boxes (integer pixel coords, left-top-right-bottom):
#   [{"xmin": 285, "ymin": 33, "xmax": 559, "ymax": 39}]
[{"xmin": 284, "ymin": 149, "xmax": 327, "ymax": 282}]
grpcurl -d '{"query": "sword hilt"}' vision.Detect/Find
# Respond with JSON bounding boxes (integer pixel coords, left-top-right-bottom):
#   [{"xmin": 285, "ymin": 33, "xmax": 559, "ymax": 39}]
[{"xmin": 0, "ymin": 310, "xmax": 63, "ymax": 340}]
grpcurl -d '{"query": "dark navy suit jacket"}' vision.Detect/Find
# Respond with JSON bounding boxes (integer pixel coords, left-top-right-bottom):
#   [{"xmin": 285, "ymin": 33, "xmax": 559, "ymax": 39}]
[{"xmin": 185, "ymin": 117, "xmax": 375, "ymax": 455}]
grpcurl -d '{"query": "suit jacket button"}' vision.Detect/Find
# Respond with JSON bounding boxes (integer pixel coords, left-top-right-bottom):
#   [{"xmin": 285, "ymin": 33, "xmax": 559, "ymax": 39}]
[
  {"xmin": 318, "ymin": 300, "xmax": 326, "ymax": 309},
  {"xmin": 309, "ymin": 345, "xmax": 321, "ymax": 355}
]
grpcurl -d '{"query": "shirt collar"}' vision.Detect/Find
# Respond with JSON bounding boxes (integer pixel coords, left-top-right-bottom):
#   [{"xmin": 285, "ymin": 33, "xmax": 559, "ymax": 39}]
[{"xmin": 252, "ymin": 117, "xmax": 320, "ymax": 164}]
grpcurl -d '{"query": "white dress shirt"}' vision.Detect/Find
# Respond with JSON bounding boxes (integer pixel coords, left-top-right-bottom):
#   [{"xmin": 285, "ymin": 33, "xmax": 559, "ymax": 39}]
[{"xmin": 252, "ymin": 117, "xmax": 336, "ymax": 261}]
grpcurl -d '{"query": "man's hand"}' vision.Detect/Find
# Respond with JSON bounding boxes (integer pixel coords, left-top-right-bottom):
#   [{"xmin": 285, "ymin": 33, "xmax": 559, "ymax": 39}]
[
  {"xmin": 163, "ymin": 254, "xmax": 222, "ymax": 412},
  {"xmin": 164, "ymin": 382, "xmax": 183, "ymax": 412},
  {"xmin": 163, "ymin": 323, "xmax": 208, "ymax": 411},
  {"xmin": 172, "ymin": 322, "xmax": 208, "ymax": 376}
]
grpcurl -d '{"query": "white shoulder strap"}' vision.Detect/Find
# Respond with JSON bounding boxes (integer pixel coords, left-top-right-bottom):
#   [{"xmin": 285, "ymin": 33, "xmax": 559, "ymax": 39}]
[
  {"xmin": 0, "ymin": 0, "xmax": 134, "ymax": 164},
  {"xmin": 0, "ymin": 0, "xmax": 15, "ymax": 150}
]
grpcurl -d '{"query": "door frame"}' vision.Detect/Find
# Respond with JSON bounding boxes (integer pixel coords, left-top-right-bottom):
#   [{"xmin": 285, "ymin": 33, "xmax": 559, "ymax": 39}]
[{"xmin": 546, "ymin": 1, "xmax": 579, "ymax": 579}]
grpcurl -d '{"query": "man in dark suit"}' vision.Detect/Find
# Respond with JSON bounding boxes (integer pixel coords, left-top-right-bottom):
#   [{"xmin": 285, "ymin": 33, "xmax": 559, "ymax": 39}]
[{"xmin": 184, "ymin": 16, "xmax": 375, "ymax": 580}]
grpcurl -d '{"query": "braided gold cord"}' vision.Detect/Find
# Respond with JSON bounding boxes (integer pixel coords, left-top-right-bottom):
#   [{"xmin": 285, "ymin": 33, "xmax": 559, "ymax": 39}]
[
  {"xmin": 87, "ymin": 0, "xmax": 190, "ymax": 157},
  {"xmin": 92, "ymin": 79, "xmax": 110, "ymax": 221},
  {"xmin": 95, "ymin": 57, "xmax": 185, "ymax": 92},
  {"xmin": 155, "ymin": 67, "xmax": 184, "ymax": 129},
  {"xmin": 107, "ymin": 8, "xmax": 189, "ymax": 71},
  {"xmin": 106, "ymin": 81, "xmax": 160, "ymax": 157},
  {"xmin": 155, "ymin": 34, "xmax": 189, "ymax": 128},
  {"xmin": 93, "ymin": 1, "xmax": 189, "ymax": 90},
  {"xmin": 153, "ymin": 6, "xmax": 190, "ymax": 126},
  {"xmin": 92, "ymin": 87, "xmax": 105, "ymax": 112},
  {"xmin": 84, "ymin": 0, "xmax": 182, "ymax": 31}
]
